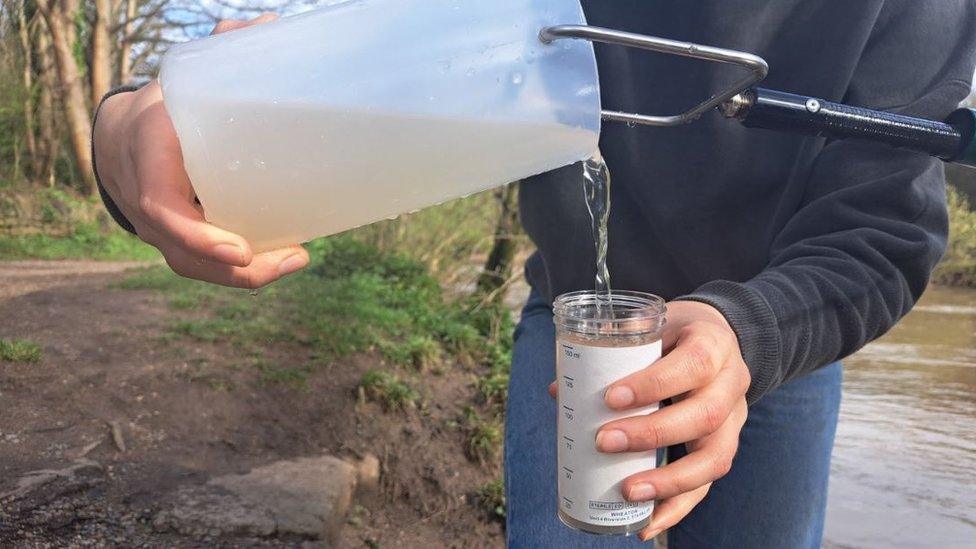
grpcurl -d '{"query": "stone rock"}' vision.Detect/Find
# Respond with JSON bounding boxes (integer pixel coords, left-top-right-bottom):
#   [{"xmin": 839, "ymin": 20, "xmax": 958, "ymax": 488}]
[
  {"xmin": 0, "ymin": 459, "xmax": 104, "ymax": 514},
  {"xmin": 155, "ymin": 455, "xmax": 358, "ymax": 543},
  {"xmin": 355, "ymin": 454, "xmax": 381, "ymax": 493},
  {"xmin": 153, "ymin": 485, "xmax": 276, "ymax": 538}
]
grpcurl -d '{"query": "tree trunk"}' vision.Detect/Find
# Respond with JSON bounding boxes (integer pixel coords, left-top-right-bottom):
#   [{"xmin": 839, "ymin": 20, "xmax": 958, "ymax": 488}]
[
  {"xmin": 90, "ymin": 0, "xmax": 113, "ymax": 105},
  {"xmin": 16, "ymin": 1, "xmax": 40, "ymax": 180},
  {"xmin": 36, "ymin": 0, "xmax": 97, "ymax": 194},
  {"xmin": 117, "ymin": 0, "xmax": 135, "ymax": 84},
  {"xmin": 477, "ymin": 182, "xmax": 522, "ymax": 301},
  {"xmin": 34, "ymin": 26, "xmax": 60, "ymax": 186}
]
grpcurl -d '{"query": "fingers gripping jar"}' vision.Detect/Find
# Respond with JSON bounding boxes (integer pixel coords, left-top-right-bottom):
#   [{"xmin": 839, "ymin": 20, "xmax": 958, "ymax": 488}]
[{"xmin": 553, "ymin": 291, "xmax": 666, "ymax": 536}]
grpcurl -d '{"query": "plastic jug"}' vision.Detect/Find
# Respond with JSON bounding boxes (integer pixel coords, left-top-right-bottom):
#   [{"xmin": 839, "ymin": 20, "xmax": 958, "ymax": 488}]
[{"xmin": 159, "ymin": 0, "xmax": 600, "ymax": 252}]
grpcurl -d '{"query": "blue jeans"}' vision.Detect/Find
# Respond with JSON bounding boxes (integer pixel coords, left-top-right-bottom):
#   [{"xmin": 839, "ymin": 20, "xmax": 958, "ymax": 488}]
[{"xmin": 505, "ymin": 292, "xmax": 842, "ymax": 548}]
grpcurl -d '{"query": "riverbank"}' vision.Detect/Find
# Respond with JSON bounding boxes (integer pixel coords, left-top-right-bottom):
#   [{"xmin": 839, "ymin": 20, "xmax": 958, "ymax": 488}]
[{"xmin": 0, "ymin": 241, "xmax": 510, "ymax": 546}]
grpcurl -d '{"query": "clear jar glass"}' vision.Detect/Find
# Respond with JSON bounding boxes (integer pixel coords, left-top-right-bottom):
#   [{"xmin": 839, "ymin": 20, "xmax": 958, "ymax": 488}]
[{"xmin": 553, "ymin": 290, "xmax": 666, "ymax": 536}]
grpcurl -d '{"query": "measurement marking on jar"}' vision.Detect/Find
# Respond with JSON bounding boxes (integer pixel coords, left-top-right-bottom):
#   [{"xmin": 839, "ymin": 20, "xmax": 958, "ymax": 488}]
[
  {"xmin": 561, "ymin": 344, "xmax": 581, "ymax": 359},
  {"xmin": 562, "ymin": 405, "xmax": 575, "ymax": 420},
  {"xmin": 563, "ymin": 467, "xmax": 574, "ymax": 480},
  {"xmin": 562, "ymin": 496, "xmax": 574, "ymax": 509},
  {"xmin": 563, "ymin": 436, "xmax": 575, "ymax": 443}
]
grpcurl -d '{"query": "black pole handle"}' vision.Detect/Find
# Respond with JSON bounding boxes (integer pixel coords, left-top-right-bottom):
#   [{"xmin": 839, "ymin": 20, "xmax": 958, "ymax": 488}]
[{"xmin": 724, "ymin": 88, "xmax": 976, "ymax": 167}]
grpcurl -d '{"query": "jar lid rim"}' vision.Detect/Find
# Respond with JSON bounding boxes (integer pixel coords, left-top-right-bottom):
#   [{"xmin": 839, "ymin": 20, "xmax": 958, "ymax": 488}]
[{"xmin": 553, "ymin": 290, "xmax": 666, "ymax": 319}]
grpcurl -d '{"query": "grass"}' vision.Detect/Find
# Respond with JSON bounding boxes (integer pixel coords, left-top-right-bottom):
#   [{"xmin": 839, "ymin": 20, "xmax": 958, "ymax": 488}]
[
  {"xmin": 463, "ymin": 406, "xmax": 503, "ymax": 464},
  {"xmin": 933, "ymin": 186, "xmax": 976, "ymax": 287},
  {"xmin": 348, "ymin": 189, "xmax": 511, "ymax": 281},
  {"xmin": 475, "ymin": 478, "xmax": 506, "ymax": 520},
  {"xmin": 359, "ymin": 370, "xmax": 420, "ymax": 411},
  {"xmin": 0, "ymin": 222, "xmax": 157, "ymax": 260},
  {"xmin": 0, "ymin": 338, "xmax": 42, "ymax": 363},
  {"xmin": 380, "ymin": 335, "xmax": 443, "ymax": 372},
  {"xmin": 0, "ymin": 187, "xmax": 157, "ymax": 261},
  {"xmin": 116, "ymin": 236, "xmax": 515, "ymax": 405},
  {"xmin": 477, "ymin": 373, "xmax": 509, "ymax": 408},
  {"xmin": 257, "ymin": 361, "xmax": 314, "ymax": 390}
]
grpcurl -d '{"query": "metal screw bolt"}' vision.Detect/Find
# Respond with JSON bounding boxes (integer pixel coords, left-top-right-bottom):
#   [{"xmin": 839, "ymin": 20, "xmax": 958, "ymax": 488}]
[{"xmin": 806, "ymin": 99, "xmax": 821, "ymax": 113}]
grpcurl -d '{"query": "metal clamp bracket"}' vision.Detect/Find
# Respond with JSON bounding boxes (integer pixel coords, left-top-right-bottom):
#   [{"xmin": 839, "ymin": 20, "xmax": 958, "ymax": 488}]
[{"xmin": 539, "ymin": 25, "xmax": 769, "ymax": 127}]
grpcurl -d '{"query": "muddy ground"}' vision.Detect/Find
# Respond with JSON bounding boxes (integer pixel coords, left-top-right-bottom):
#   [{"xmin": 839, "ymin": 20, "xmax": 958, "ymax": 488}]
[{"xmin": 0, "ymin": 261, "xmax": 505, "ymax": 548}]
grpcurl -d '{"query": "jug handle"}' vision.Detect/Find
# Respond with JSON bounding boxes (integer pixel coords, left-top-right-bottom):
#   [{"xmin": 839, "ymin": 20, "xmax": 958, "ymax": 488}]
[{"xmin": 539, "ymin": 25, "xmax": 769, "ymax": 127}]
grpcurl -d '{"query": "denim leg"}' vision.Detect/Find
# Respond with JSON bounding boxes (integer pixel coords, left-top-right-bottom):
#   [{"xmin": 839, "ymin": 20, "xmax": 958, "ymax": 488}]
[
  {"xmin": 505, "ymin": 293, "xmax": 649, "ymax": 549},
  {"xmin": 668, "ymin": 362, "xmax": 843, "ymax": 549}
]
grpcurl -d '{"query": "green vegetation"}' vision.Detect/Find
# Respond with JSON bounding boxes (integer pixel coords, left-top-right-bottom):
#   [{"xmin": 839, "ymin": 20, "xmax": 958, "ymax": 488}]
[
  {"xmin": 348, "ymin": 190, "xmax": 513, "ymax": 281},
  {"xmin": 0, "ymin": 224, "xmax": 157, "ymax": 260},
  {"xmin": 463, "ymin": 406, "xmax": 503, "ymax": 464},
  {"xmin": 0, "ymin": 338, "xmax": 42, "ymax": 363},
  {"xmin": 475, "ymin": 478, "xmax": 506, "ymax": 520},
  {"xmin": 359, "ymin": 370, "xmax": 420, "ymax": 411},
  {"xmin": 933, "ymin": 186, "xmax": 976, "ymax": 287},
  {"xmin": 117, "ymin": 236, "xmax": 515, "ymax": 403},
  {"xmin": 116, "ymin": 235, "xmax": 516, "ymax": 479},
  {"xmin": 257, "ymin": 362, "xmax": 314, "ymax": 390},
  {"xmin": 0, "ymin": 188, "xmax": 156, "ymax": 260},
  {"xmin": 380, "ymin": 335, "xmax": 442, "ymax": 372}
]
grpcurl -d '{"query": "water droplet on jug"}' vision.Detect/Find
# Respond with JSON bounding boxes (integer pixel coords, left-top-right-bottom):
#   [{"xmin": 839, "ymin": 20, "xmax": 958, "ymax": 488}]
[
  {"xmin": 227, "ymin": 160, "xmax": 241, "ymax": 171},
  {"xmin": 254, "ymin": 159, "xmax": 267, "ymax": 170},
  {"xmin": 511, "ymin": 72, "xmax": 524, "ymax": 85},
  {"xmin": 226, "ymin": 117, "xmax": 235, "ymax": 124},
  {"xmin": 466, "ymin": 67, "xmax": 476, "ymax": 76},
  {"xmin": 438, "ymin": 60, "xmax": 452, "ymax": 73}
]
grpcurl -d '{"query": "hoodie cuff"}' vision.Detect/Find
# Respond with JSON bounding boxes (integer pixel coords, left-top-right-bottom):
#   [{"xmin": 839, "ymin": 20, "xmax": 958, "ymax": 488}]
[
  {"xmin": 674, "ymin": 279, "xmax": 782, "ymax": 404},
  {"xmin": 92, "ymin": 85, "xmax": 143, "ymax": 236}
]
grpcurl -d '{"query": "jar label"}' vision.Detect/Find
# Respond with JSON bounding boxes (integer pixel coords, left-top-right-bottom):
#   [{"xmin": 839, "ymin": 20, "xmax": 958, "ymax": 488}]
[{"xmin": 556, "ymin": 338, "xmax": 661, "ymax": 529}]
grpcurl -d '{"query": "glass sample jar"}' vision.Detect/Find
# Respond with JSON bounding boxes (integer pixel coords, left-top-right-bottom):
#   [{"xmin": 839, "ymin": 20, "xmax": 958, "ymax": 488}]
[{"xmin": 553, "ymin": 290, "xmax": 667, "ymax": 536}]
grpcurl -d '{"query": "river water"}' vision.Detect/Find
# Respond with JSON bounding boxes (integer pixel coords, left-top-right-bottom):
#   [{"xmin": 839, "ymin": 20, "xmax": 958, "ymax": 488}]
[{"xmin": 824, "ymin": 285, "xmax": 976, "ymax": 548}]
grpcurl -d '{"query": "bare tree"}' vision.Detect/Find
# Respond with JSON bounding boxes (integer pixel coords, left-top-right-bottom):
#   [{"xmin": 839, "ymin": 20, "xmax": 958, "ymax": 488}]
[
  {"xmin": 14, "ymin": 1, "xmax": 40, "ymax": 179},
  {"xmin": 116, "ymin": 0, "xmax": 136, "ymax": 83},
  {"xmin": 35, "ymin": 0, "xmax": 96, "ymax": 194},
  {"xmin": 90, "ymin": 0, "xmax": 113, "ymax": 105},
  {"xmin": 34, "ymin": 23, "xmax": 60, "ymax": 185},
  {"xmin": 477, "ymin": 182, "xmax": 523, "ymax": 302}
]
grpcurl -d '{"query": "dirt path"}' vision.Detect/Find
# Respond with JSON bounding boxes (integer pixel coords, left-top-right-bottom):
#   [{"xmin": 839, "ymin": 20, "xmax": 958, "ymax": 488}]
[
  {"xmin": 0, "ymin": 259, "xmax": 155, "ymax": 300},
  {"xmin": 0, "ymin": 261, "xmax": 504, "ymax": 548}
]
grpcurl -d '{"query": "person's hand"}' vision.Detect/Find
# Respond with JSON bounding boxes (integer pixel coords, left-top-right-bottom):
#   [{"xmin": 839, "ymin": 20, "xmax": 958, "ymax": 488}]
[
  {"xmin": 93, "ymin": 13, "xmax": 309, "ymax": 289},
  {"xmin": 548, "ymin": 300, "xmax": 750, "ymax": 541}
]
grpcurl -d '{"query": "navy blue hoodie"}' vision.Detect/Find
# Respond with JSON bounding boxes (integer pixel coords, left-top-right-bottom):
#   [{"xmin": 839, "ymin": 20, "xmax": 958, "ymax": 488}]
[{"xmin": 520, "ymin": 0, "xmax": 976, "ymax": 402}]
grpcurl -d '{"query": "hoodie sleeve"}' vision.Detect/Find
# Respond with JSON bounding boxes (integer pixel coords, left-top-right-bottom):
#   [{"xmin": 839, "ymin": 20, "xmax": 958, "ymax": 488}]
[{"xmin": 678, "ymin": 0, "xmax": 976, "ymax": 403}]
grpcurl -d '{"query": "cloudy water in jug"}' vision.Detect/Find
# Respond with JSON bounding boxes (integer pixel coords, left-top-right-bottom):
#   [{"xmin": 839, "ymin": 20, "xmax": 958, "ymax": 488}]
[
  {"xmin": 175, "ymin": 97, "xmax": 596, "ymax": 252},
  {"xmin": 582, "ymin": 151, "xmax": 613, "ymax": 315}
]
